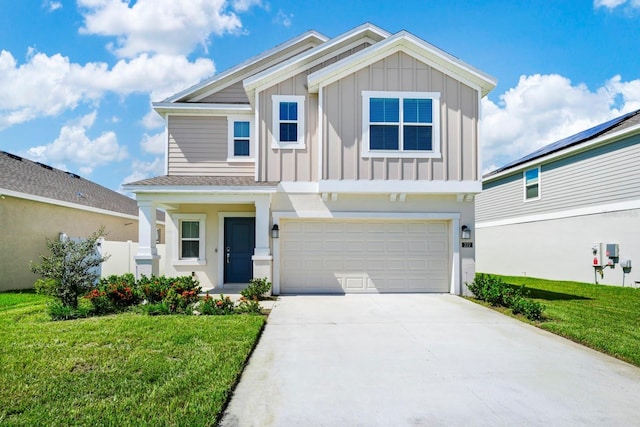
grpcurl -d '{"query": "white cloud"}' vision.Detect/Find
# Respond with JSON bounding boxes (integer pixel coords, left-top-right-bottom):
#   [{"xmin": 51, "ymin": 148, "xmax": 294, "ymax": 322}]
[
  {"xmin": 43, "ymin": 1, "xmax": 62, "ymax": 12},
  {"xmin": 594, "ymin": 0, "xmax": 627, "ymax": 8},
  {"xmin": 141, "ymin": 109, "xmax": 165, "ymax": 130},
  {"xmin": 232, "ymin": 0, "xmax": 264, "ymax": 12},
  {"xmin": 78, "ymin": 0, "xmax": 245, "ymax": 58},
  {"xmin": 0, "ymin": 49, "xmax": 214, "ymax": 129},
  {"xmin": 273, "ymin": 10, "xmax": 293, "ymax": 27},
  {"xmin": 481, "ymin": 73, "xmax": 640, "ymax": 173},
  {"xmin": 140, "ymin": 132, "xmax": 165, "ymax": 155},
  {"xmin": 120, "ymin": 157, "xmax": 165, "ymax": 190},
  {"xmin": 594, "ymin": 0, "xmax": 640, "ymax": 9},
  {"xmin": 26, "ymin": 111, "xmax": 128, "ymax": 175}
]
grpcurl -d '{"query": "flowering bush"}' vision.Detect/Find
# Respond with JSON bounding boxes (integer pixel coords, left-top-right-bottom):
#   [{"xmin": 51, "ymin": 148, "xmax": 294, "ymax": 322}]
[
  {"xmin": 235, "ymin": 297, "xmax": 262, "ymax": 314},
  {"xmin": 84, "ymin": 288, "xmax": 112, "ymax": 314},
  {"xmin": 200, "ymin": 294, "xmax": 235, "ymax": 315},
  {"xmin": 95, "ymin": 274, "xmax": 141, "ymax": 310}
]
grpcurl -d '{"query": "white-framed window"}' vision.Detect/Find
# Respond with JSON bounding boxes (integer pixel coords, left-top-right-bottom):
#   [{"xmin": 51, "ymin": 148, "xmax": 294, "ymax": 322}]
[
  {"xmin": 227, "ymin": 115, "xmax": 254, "ymax": 162},
  {"xmin": 272, "ymin": 95, "xmax": 305, "ymax": 149},
  {"xmin": 524, "ymin": 167, "xmax": 541, "ymax": 201},
  {"xmin": 362, "ymin": 91, "xmax": 440, "ymax": 158},
  {"xmin": 171, "ymin": 214, "xmax": 206, "ymax": 265}
]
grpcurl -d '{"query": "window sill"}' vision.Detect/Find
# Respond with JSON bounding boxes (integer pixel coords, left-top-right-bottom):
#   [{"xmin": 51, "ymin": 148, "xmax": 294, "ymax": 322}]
[
  {"xmin": 172, "ymin": 259, "xmax": 207, "ymax": 266},
  {"xmin": 271, "ymin": 143, "xmax": 306, "ymax": 150},
  {"xmin": 226, "ymin": 158, "xmax": 255, "ymax": 163},
  {"xmin": 361, "ymin": 150, "xmax": 441, "ymax": 159}
]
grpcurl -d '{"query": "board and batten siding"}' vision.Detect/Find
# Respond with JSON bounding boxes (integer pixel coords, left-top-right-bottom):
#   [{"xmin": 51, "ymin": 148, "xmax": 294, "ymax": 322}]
[
  {"xmin": 257, "ymin": 43, "xmax": 372, "ymax": 182},
  {"xmin": 322, "ymin": 51, "xmax": 479, "ymax": 181},
  {"xmin": 477, "ymin": 133, "xmax": 640, "ymax": 223},
  {"xmin": 167, "ymin": 116, "xmax": 253, "ymax": 176}
]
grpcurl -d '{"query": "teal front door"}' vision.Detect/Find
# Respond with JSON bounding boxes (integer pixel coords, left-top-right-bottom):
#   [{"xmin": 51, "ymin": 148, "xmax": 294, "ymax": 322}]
[{"xmin": 224, "ymin": 217, "xmax": 255, "ymax": 283}]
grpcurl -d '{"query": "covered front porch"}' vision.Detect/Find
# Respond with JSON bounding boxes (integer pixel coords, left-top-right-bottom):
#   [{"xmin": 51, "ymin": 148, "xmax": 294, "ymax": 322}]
[{"xmin": 126, "ymin": 177, "xmax": 278, "ymax": 291}]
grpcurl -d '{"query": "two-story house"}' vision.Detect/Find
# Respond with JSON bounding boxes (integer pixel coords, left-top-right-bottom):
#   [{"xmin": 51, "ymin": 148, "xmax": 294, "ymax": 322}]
[{"xmin": 123, "ymin": 23, "xmax": 496, "ymax": 295}]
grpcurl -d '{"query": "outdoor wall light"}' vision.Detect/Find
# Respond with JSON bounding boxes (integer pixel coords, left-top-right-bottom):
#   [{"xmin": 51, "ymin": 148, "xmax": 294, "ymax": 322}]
[
  {"xmin": 461, "ymin": 225, "xmax": 471, "ymax": 239},
  {"xmin": 271, "ymin": 224, "xmax": 279, "ymax": 239}
]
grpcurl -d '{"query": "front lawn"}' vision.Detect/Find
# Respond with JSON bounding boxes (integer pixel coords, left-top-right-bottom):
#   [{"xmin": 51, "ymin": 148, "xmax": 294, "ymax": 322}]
[
  {"xmin": 0, "ymin": 291, "xmax": 265, "ymax": 426},
  {"xmin": 485, "ymin": 275, "xmax": 640, "ymax": 367}
]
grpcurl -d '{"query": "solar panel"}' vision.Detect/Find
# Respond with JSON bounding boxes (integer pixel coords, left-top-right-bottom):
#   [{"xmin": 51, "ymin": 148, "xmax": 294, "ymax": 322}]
[{"xmin": 486, "ymin": 109, "xmax": 640, "ymax": 177}]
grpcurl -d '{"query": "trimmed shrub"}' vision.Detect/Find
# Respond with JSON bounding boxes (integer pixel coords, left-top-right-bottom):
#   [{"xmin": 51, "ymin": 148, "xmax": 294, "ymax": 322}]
[
  {"xmin": 468, "ymin": 274, "xmax": 545, "ymax": 321},
  {"xmin": 240, "ymin": 277, "xmax": 271, "ymax": 301},
  {"xmin": 34, "ymin": 278, "xmax": 59, "ymax": 298}
]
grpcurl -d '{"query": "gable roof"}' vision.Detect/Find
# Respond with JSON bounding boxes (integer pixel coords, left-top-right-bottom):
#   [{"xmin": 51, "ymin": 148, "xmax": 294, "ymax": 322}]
[
  {"xmin": 0, "ymin": 151, "xmax": 139, "ymax": 218},
  {"xmin": 243, "ymin": 23, "xmax": 390, "ymax": 102},
  {"xmin": 485, "ymin": 109, "xmax": 640, "ymax": 179},
  {"xmin": 307, "ymin": 30, "xmax": 497, "ymax": 97},
  {"xmin": 163, "ymin": 30, "xmax": 328, "ymax": 104}
]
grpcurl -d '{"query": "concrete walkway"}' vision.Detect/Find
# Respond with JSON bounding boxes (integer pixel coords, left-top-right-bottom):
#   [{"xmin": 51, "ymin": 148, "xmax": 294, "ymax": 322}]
[{"xmin": 220, "ymin": 294, "xmax": 640, "ymax": 426}]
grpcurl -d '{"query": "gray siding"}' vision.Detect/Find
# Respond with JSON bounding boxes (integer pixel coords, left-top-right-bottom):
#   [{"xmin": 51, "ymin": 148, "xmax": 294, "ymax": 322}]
[
  {"xmin": 257, "ymin": 44, "xmax": 372, "ymax": 182},
  {"xmin": 167, "ymin": 116, "xmax": 253, "ymax": 176},
  {"xmin": 322, "ymin": 51, "xmax": 479, "ymax": 181},
  {"xmin": 199, "ymin": 81, "xmax": 249, "ymax": 104},
  {"xmin": 477, "ymin": 133, "xmax": 640, "ymax": 222}
]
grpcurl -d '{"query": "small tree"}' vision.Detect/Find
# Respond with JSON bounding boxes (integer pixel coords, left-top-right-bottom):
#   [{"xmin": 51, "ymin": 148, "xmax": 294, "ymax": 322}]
[{"xmin": 30, "ymin": 228, "xmax": 109, "ymax": 309}]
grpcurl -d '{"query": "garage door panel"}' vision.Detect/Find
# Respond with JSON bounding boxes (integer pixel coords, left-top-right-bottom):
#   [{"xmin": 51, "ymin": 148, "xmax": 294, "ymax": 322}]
[{"xmin": 281, "ymin": 219, "xmax": 449, "ymax": 293}]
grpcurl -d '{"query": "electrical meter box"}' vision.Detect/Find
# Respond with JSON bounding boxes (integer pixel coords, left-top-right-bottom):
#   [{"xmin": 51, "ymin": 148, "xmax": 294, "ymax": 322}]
[
  {"xmin": 592, "ymin": 243, "xmax": 604, "ymax": 267},
  {"xmin": 606, "ymin": 244, "xmax": 619, "ymax": 260}
]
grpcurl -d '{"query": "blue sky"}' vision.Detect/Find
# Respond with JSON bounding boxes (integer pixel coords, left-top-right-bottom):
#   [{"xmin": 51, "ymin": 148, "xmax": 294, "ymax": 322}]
[{"xmin": 1, "ymin": 0, "xmax": 639, "ymax": 192}]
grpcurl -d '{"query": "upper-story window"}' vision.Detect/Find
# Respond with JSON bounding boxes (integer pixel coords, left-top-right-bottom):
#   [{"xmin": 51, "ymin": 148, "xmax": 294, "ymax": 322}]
[
  {"xmin": 227, "ymin": 116, "xmax": 254, "ymax": 162},
  {"xmin": 272, "ymin": 95, "xmax": 305, "ymax": 149},
  {"xmin": 524, "ymin": 167, "xmax": 541, "ymax": 201},
  {"xmin": 362, "ymin": 91, "xmax": 440, "ymax": 158}
]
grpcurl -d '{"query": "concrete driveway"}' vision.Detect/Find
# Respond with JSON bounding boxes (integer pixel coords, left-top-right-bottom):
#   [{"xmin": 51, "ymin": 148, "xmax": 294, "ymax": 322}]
[{"xmin": 220, "ymin": 294, "xmax": 640, "ymax": 426}]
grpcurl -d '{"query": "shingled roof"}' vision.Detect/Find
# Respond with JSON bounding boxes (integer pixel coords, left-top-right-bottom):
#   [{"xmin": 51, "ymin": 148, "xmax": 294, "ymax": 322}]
[
  {"xmin": 125, "ymin": 175, "xmax": 278, "ymax": 188},
  {"xmin": 0, "ymin": 151, "xmax": 139, "ymax": 217}
]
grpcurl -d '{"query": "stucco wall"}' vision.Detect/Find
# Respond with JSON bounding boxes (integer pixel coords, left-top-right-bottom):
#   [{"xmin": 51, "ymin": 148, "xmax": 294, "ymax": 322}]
[
  {"xmin": 0, "ymin": 196, "xmax": 144, "ymax": 291},
  {"xmin": 164, "ymin": 203, "xmax": 255, "ymax": 288},
  {"xmin": 476, "ymin": 208, "xmax": 640, "ymax": 286}
]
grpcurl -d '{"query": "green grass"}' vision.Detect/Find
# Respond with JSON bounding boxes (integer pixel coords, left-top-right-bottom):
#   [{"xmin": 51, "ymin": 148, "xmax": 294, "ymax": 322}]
[
  {"xmin": 485, "ymin": 274, "xmax": 640, "ymax": 367},
  {"xmin": 0, "ymin": 292, "xmax": 265, "ymax": 426}
]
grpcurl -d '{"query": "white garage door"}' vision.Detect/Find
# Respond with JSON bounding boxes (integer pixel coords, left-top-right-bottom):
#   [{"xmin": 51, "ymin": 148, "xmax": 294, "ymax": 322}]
[{"xmin": 280, "ymin": 219, "xmax": 449, "ymax": 293}]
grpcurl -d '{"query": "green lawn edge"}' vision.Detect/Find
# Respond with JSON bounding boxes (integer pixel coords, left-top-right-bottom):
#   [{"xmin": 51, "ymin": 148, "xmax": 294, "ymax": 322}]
[
  {"xmin": 471, "ymin": 274, "xmax": 640, "ymax": 368},
  {"xmin": 0, "ymin": 292, "xmax": 266, "ymax": 427}
]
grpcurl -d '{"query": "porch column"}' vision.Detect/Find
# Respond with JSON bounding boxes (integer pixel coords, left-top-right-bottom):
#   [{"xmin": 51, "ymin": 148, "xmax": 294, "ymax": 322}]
[
  {"xmin": 252, "ymin": 196, "xmax": 273, "ymax": 285},
  {"xmin": 134, "ymin": 200, "xmax": 160, "ymax": 278}
]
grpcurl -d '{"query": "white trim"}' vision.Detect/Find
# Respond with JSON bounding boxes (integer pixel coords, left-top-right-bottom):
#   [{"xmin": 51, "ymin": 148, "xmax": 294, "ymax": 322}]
[
  {"xmin": 218, "ymin": 212, "xmax": 256, "ymax": 286},
  {"xmin": 154, "ymin": 103, "xmax": 253, "ymax": 116},
  {"xmin": 318, "ymin": 180, "xmax": 482, "ymax": 194},
  {"xmin": 243, "ymin": 23, "xmax": 390, "ymax": 96},
  {"xmin": 171, "ymin": 213, "xmax": 206, "ymax": 265},
  {"xmin": 476, "ymin": 199, "xmax": 640, "ymax": 229},
  {"xmin": 523, "ymin": 166, "xmax": 541, "ymax": 202},
  {"xmin": 361, "ymin": 91, "xmax": 441, "ymax": 158},
  {"xmin": 307, "ymin": 32, "xmax": 496, "ymax": 97},
  {"xmin": 271, "ymin": 95, "xmax": 306, "ymax": 149},
  {"xmin": 254, "ymin": 90, "xmax": 260, "ymax": 181},
  {"xmin": 317, "ymin": 86, "xmax": 324, "ymax": 181},
  {"xmin": 272, "ymin": 211, "xmax": 460, "ymax": 220},
  {"xmin": 163, "ymin": 30, "xmax": 328, "ymax": 103},
  {"xmin": 277, "ymin": 181, "xmax": 319, "ymax": 193},
  {"xmin": 484, "ymin": 123, "xmax": 640, "ymax": 182},
  {"xmin": 127, "ymin": 187, "xmax": 276, "ymax": 197},
  {"xmin": 227, "ymin": 114, "xmax": 255, "ymax": 162},
  {"xmin": 0, "ymin": 188, "xmax": 139, "ymax": 221},
  {"xmin": 451, "ymin": 217, "xmax": 460, "ymax": 294}
]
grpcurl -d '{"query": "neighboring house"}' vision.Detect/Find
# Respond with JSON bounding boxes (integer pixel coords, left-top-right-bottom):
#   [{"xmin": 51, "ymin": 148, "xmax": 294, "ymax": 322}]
[
  {"xmin": 0, "ymin": 151, "xmax": 164, "ymax": 291},
  {"xmin": 123, "ymin": 23, "xmax": 496, "ymax": 295},
  {"xmin": 476, "ymin": 110, "xmax": 640, "ymax": 286}
]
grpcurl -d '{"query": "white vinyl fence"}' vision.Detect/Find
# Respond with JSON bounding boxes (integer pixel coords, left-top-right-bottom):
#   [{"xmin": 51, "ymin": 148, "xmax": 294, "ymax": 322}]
[{"xmin": 99, "ymin": 240, "xmax": 166, "ymax": 277}]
